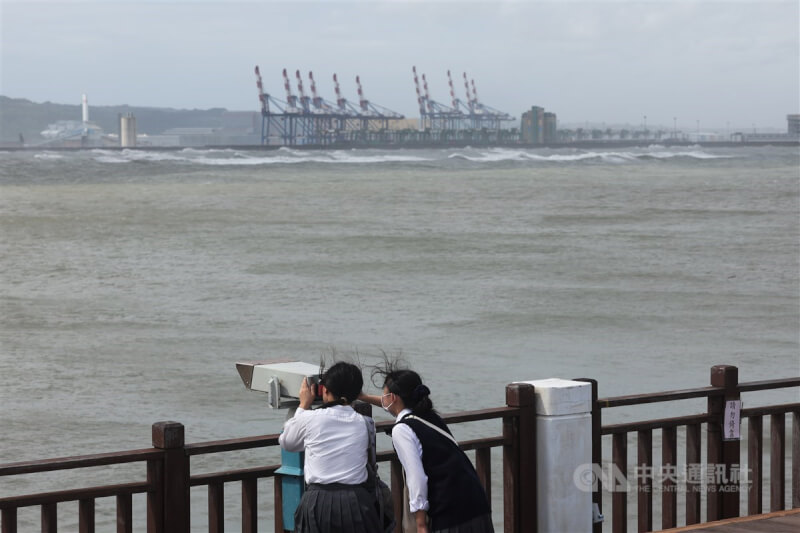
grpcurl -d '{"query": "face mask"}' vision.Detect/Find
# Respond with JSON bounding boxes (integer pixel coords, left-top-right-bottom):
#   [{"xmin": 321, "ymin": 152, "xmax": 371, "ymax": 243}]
[{"xmin": 380, "ymin": 392, "xmax": 395, "ymax": 412}]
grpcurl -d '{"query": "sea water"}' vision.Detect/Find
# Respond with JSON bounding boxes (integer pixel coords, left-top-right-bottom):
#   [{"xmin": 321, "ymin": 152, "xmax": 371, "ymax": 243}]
[{"xmin": 1, "ymin": 145, "xmax": 798, "ymax": 530}]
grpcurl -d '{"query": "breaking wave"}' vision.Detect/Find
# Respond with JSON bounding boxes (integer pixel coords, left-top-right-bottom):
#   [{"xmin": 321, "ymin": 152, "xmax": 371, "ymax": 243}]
[
  {"xmin": 85, "ymin": 146, "xmax": 734, "ymax": 166},
  {"xmin": 447, "ymin": 148, "xmax": 732, "ymax": 163}
]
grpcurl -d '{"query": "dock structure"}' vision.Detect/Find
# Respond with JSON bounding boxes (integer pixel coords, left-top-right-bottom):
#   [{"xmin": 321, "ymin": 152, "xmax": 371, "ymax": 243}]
[
  {"xmin": 412, "ymin": 66, "xmax": 515, "ymax": 134},
  {"xmin": 0, "ymin": 365, "xmax": 798, "ymax": 533},
  {"xmin": 254, "ymin": 66, "xmax": 405, "ymax": 146}
]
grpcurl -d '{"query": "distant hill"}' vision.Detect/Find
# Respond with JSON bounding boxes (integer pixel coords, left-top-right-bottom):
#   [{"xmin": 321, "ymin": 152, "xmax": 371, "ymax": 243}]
[{"xmin": 0, "ymin": 96, "xmax": 251, "ymax": 144}]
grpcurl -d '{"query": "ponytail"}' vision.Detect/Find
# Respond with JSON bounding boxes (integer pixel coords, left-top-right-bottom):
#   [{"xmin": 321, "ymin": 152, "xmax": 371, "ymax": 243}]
[{"xmin": 374, "ymin": 358, "xmax": 435, "ymax": 415}]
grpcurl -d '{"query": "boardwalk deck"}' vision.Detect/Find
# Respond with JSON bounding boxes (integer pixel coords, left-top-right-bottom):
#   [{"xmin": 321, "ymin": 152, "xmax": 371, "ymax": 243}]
[{"xmin": 663, "ymin": 508, "xmax": 800, "ymax": 532}]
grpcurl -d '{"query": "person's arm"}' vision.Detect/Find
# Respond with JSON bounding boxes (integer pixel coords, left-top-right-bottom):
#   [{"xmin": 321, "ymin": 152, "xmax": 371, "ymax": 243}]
[
  {"xmin": 278, "ymin": 408, "xmax": 308, "ymax": 452},
  {"xmin": 358, "ymin": 392, "xmax": 382, "ymax": 407},
  {"xmin": 392, "ymin": 423, "xmax": 429, "ymax": 514},
  {"xmin": 278, "ymin": 378, "xmax": 315, "ymax": 452},
  {"xmin": 414, "ymin": 510, "xmax": 429, "ymax": 533}
]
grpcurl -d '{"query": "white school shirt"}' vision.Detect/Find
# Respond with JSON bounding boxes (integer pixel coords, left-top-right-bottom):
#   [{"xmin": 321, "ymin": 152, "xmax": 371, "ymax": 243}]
[
  {"xmin": 391, "ymin": 408, "xmax": 430, "ymax": 513},
  {"xmin": 278, "ymin": 405, "xmax": 369, "ymax": 485}
]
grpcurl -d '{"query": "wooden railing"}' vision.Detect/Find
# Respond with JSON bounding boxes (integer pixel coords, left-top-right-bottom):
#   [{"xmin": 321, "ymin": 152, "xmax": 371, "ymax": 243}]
[
  {"xmin": 2, "ymin": 368, "xmax": 797, "ymax": 533},
  {"xmin": 0, "ymin": 383, "xmax": 536, "ymax": 533},
  {"xmin": 591, "ymin": 365, "xmax": 800, "ymax": 533}
]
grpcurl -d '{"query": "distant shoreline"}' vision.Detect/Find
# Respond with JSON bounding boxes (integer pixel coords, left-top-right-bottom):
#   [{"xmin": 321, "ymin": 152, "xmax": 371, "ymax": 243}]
[{"xmin": 1, "ymin": 140, "xmax": 798, "ymax": 152}]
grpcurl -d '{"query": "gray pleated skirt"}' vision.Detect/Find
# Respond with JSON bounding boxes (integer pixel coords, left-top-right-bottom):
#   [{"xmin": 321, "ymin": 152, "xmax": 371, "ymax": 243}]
[
  {"xmin": 293, "ymin": 483, "xmax": 382, "ymax": 533},
  {"xmin": 433, "ymin": 513, "xmax": 495, "ymax": 533}
]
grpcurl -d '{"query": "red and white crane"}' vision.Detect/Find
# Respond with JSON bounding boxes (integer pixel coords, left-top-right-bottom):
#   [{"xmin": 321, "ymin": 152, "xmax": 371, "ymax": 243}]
[
  {"xmin": 296, "ymin": 70, "xmax": 310, "ymax": 112},
  {"xmin": 412, "ymin": 66, "xmax": 426, "ymax": 117},
  {"xmin": 463, "ymin": 72, "xmax": 475, "ymax": 112},
  {"xmin": 421, "ymin": 73, "xmax": 434, "ymax": 114},
  {"xmin": 332, "ymin": 73, "xmax": 347, "ymax": 113},
  {"xmin": 471, "ymin": 79, "xmax": 481, "ymax": 107},
  {"xmin": 447, "ymin": 70, "xmax": 459, "ymax": 112},
  {"xmin": 282, "ymin": 68, "xmax": 297, "ymax": 110},
  {"xmin": 254, "ymin": 66, "xmax": 269, "ymax": 114},
  {"xmin": 308, "ymin": 71, "xmax": 324, "ymax": 111},
  {"xmin": 356, "ymin": 75, "xmax": 370, "ymax": 114}
]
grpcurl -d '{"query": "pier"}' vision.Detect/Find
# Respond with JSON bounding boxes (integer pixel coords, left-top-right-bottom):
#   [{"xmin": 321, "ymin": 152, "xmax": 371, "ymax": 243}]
[{"xmin": 1, "ymin": 364, "xmax": 797, "ymax": 532}]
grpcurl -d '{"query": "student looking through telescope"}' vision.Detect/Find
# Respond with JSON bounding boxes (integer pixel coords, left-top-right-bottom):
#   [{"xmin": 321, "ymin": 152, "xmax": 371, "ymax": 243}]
[{"xmin": 278, "ymin": 361, "xmax": 382, "ymax": 533}]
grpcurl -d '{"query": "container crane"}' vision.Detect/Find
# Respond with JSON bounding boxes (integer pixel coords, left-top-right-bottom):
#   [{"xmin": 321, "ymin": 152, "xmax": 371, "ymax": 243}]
[{"xmin": 296, "ymin": 70, "xmax": 311, "ymax": 113}]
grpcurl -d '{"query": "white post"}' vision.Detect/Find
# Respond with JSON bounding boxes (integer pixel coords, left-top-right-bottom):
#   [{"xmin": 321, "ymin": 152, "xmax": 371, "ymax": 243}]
[
  {"xmin": 82, "ymin": 94, "xmax": 89, "ymax": 123},
  {"xmin": 520, "ymin": 378, "xmax": 593, "ymax": 533}
]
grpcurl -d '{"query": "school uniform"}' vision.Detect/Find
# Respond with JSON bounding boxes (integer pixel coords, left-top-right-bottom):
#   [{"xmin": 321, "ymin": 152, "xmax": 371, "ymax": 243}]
[
  {"xmin": 279, "ymin": 405, "xmax": 382, "ymax": 533},
  {"xmin": 393, "ymin": 408, "xmax": 494, "ymax": 533}
]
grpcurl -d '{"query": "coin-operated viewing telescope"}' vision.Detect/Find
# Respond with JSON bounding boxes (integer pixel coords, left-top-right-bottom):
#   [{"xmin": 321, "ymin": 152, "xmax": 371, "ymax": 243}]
[
  {"xmin": 236, "ymin": 360, "xmax": 326, "ymax": 530},
  {"xmin": 236, "ymin": 360, "xmax": 323, "ymax": 409}
]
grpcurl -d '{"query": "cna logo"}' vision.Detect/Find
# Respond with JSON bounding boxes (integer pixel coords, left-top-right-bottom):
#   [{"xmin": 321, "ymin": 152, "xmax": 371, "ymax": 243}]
[
  {"xmin": 573, "ymin": 463, "xmax": 750, "ymax": 493},
  {"xmin": 573, "ymin": 463, "xmax": 629, "ymax": 493}
]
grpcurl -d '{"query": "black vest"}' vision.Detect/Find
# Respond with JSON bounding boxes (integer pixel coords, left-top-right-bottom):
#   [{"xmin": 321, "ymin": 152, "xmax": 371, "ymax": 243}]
[{"xmin": 396, "ymin": 411, "xmax": 491, "ymax": 529}]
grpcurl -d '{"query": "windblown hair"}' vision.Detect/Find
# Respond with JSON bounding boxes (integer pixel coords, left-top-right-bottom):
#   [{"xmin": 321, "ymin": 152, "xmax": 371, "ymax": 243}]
[
  {"xmin": 372, "ymin": 355, "xmax": 434, "ymax": 415},
  {"xmin": 318, "ymin": 361, "xmax": 363, "ymax": 408}
]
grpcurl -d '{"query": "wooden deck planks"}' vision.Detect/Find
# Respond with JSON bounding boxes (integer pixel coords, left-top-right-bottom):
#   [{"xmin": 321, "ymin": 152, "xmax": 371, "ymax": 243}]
[{"xmin": 659, "ymin": 508, "xmax": 800, "ymax": 532}]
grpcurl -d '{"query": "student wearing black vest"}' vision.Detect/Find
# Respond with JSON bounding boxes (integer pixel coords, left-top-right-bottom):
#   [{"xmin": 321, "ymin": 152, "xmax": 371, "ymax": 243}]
[{"xmin": 361, "ymin": 363, "xmax": 494, "ymax": 533}]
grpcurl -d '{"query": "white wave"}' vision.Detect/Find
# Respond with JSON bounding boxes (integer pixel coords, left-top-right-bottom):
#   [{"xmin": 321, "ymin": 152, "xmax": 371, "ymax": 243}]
[
  {"xmin": 448, "ymin": 147, "xmax": 732, "ymax": 163},
  {"xmin": 189, "ymin": 153, "xmax": 430, "ymax": 165},
  {"xmin": 33, "ymin": 153, "xmax": 64, "ymax": 160},
  {"xmin": 180, "ymin": 147, "xmax": 236, "ymax": 154},
  {"xmin": 88, "ymin": 146, "xmax": 734, "ymax": 166},
  {"xmin": 276, "ymin": 146, "xmax": 307, "ymax": 157},
  {"xmin": 93, "ymin": 155, "xmax": 131, "ymax": 164},
  {"xmin": 448, "ymin": 149, "xmax": 620, "ymax": 163},
  {"xmin": 641, "ymin": 151, "xmax": 732, "ymax": 160}
]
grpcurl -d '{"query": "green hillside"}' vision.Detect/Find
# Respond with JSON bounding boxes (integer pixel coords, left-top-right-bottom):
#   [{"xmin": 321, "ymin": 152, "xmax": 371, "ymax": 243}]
[{"xmin": 0, "ymin": 96, "xmax": 241, "ymax": 144}]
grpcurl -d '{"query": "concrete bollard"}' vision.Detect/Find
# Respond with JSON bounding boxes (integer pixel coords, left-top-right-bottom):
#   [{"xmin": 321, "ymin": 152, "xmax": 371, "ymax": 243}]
[{"xmin": 519, "ymin": 378, "xmax": 593, "ymax": 533}]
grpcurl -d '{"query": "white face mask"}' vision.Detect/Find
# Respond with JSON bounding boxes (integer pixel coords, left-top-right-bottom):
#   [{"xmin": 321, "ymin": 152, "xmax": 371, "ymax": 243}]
[{"xmin": 380, "ymin": 392, "xmax": 395, "ymax": 412}]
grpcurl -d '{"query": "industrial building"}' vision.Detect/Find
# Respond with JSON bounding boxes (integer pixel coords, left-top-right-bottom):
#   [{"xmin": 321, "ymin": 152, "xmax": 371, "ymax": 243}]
[
  {"xmin": 40, "ymin": 94, "xmax": 111, "ymax": 147},
  {"xmin": 788, "ymin": 114, "xmax": 800, "ymax": 136},
  {"xmin": 520, "ymin": 106, "xmax": 557, "ymax": 144},
  {"xmin": 120, "ymin": 113, "xmax": 136, "ymax": 147}
]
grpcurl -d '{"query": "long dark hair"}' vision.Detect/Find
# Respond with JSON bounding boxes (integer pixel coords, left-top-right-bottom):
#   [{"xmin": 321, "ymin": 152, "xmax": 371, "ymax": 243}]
[
  {"xmin": 373, "ymin": 357, "xmax": 434, "ymax": 415},
  {"xmin": 318, "ymin": 361, "xmax": 363, "ymax": 408}
]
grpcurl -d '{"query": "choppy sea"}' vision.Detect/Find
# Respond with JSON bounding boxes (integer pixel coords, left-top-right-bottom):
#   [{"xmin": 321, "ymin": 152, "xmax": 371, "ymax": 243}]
[{"xmin": 1, "ymin": 145, "xmax": 798, "ymax": 530}]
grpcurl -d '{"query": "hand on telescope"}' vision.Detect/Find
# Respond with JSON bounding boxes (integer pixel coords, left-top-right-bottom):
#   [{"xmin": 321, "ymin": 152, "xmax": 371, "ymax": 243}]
[{"xmin": 299, "ymin": 377, "xmax": 315, "ymax": 409}]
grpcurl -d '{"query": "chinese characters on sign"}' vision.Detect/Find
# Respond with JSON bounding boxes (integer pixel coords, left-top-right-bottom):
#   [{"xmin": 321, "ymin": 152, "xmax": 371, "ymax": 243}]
[{"xmin": 723, "ymin": 400, "xmax": 742, "ymax": 441}]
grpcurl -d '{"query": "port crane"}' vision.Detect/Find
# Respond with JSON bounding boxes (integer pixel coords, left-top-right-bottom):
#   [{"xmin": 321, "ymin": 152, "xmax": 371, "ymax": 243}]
[{"xmin": 254, "ymin": 66, "xmax": 404, "ymax": 145}]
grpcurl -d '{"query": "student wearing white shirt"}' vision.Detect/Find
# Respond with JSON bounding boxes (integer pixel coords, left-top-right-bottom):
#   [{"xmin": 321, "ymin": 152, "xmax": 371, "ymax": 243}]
[
  {"xmin": 279, "ymin": 362, "xmax": 382, "ymax": 533},
  {"xmin": 361, "ymin": 364, "xmax": 494, "ymax": 533}
]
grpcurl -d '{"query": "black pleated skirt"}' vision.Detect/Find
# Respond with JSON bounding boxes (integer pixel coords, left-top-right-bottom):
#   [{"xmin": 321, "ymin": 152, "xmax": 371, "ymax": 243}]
[
  {"xmin": 433, "ymin": 512, "xmax": 495, "ymax": 533},
  {"xmin": 293, "ymin": 483, "xmax": 382, "ymax": 533}
]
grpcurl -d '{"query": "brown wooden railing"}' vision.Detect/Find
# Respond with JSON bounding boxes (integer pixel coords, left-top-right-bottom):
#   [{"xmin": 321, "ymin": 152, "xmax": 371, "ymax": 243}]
[
  {"xmin": 591, "ymin": 365, "xmax": 800, "ymax": 533},
  {"xmin": 0, "ymin": 383, "xmax": 536, "ymax": 533},
  {"xmin": 2, "ymin": 368, "xmax": 797, "ymax": 533}
]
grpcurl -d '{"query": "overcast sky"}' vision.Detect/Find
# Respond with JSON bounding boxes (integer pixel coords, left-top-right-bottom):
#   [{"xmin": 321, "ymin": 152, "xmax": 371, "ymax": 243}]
[{"xmin": 2, "ymin": 0, "xmax": 798, "ymax": 129}]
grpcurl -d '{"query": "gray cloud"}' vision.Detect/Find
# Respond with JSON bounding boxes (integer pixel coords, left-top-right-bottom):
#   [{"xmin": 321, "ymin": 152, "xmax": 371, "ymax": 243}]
[{"xmin": 2, "ymin": 0, "xmax": 797, "ymax": 129}]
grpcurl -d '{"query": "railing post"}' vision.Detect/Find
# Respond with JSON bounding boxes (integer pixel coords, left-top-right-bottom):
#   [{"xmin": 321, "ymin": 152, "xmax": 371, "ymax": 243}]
[
  {"xmin": 1, "ymin": 508, "xmax": 17, "ymax": 533},
  {"xmin": 793, "ymin": 411, "xmax": 800, "ymax": 509},
  {"xmin": 707, "ymin": 365, "xmax": 740, "ymax": 520},
  {"xmin": 41, "ymin": 503, "xmax": 56, "ymax": 533},
  {"xmin": 504, "ymin": 383, "xmax": 536, "ymax": 533},
  {"xmin": 574, "ymin": 378, "xmax": 602, "ymax": 533},
  {"xmin": 242, "ymin": 479, "xmax": 257, "ymax": 533},
  {"xmin": 770, "ymin": 413, "xmax": 785, "ymax": 512},
  {"xmin": 520, "ymin": 378, "xmax": 592, "ymax": 533},
  {"xmin": 685, "ymin": 423, "xmax": 702, "ymax": 524},
  {"xmin": 152, "ymin": 421, "xmax": 190, "ymax": 533}
]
